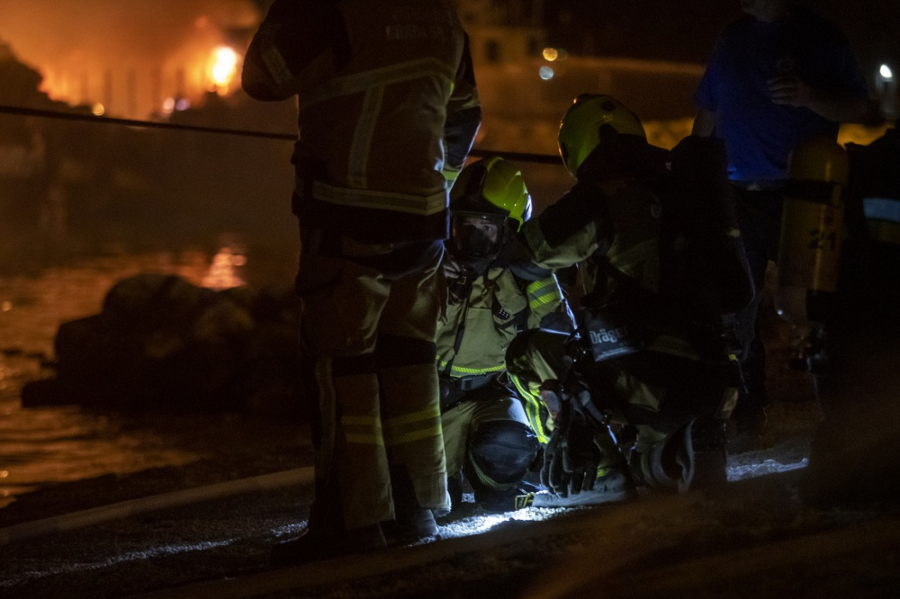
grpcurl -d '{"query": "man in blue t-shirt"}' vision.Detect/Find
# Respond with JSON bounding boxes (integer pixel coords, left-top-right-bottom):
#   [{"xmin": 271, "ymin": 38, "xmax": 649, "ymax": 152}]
[{"xmin": 692, "ymin": 0, "xmax": 869, "ymax": 447}]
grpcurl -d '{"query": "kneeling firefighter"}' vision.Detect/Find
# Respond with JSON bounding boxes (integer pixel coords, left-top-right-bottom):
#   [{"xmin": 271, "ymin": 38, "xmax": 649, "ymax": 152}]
[
  {"xmin": 438, "ymin": 156, "xmax": 574, "ymax": 512},
  {"xmin": 505, "ymin": 94, "xmax": 754, "ymax": 503}
]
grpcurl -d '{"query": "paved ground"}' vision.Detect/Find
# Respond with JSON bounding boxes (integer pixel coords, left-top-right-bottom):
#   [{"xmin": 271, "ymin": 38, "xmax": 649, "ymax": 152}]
[
  {"xmin": 3, "ymin": 464, "xmax": 899, "ymax": 599},
  {"xmin": 2, "ymin": 406, "xmax": 898, "ymax": 599}
]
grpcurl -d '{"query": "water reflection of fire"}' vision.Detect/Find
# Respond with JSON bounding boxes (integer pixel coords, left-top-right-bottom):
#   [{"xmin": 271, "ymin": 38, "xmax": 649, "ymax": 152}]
[{"xmin": 202, "ymin": 247, "xmax": 246, "ymax": 291}]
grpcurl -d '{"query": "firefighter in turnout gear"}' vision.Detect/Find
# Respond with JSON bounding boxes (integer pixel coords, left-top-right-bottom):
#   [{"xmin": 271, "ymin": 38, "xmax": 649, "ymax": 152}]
[
  {"xmin": 242, "ymin": 0, "xmax": 481, "ymax": 564},
  {"xmin": 505, "ymin": 94, "xmax": 753, "ymax": 502},
  {"xmin": 437, "ymin": 157, "xmax": 573, "ymax": 512}
]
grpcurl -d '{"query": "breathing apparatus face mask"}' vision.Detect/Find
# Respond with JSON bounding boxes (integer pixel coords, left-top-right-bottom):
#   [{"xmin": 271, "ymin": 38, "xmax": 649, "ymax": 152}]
[{"xmin": 448, "ymin": 213, "xmax": 508, "ymax": 272}]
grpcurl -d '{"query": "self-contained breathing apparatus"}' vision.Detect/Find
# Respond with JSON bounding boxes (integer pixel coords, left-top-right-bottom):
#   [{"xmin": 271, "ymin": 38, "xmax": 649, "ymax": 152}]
[
  {"xmin": 532, "ymin": 95, "xmax": 755, "ymax": 499},
  {"xmin": 439, "ymin": 156, "xmax": 533, "ymax": 411},
  {"xmin": 775, "ymin": 130, "xmax": 900, "ymax": 388},
  {"xmin": 578, "ymin": 135, "xmax": 755, "ymax": 392},
  {"xmin": 774, "ymin": 137, "xmax": 849, "ymax": 378}
]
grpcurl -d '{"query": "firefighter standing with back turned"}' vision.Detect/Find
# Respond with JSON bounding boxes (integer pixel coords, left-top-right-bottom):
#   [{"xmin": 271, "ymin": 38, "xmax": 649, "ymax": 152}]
[
  {"xmin": 241, "ymin": 0, "xmax": 481, "ymax": 564},
  {"xmin": 437, "ymin": 156, "xmax": 573, "ymax": 513}
]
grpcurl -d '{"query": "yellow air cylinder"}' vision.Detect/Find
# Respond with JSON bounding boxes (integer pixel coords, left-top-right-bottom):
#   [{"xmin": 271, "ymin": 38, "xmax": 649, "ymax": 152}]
[{"xmin": 775, "ymin": 137, "xmax": 849, "ymax": 328}]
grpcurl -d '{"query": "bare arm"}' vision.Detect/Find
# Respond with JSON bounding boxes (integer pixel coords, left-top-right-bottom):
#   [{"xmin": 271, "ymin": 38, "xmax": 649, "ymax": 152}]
[
  {"xmin": 768, "ymin": 75, "xmax": 870, "ymax": 124},
  {"xmin": 692, "ymin": 108, "xmax": 717, "ymax": 136}
]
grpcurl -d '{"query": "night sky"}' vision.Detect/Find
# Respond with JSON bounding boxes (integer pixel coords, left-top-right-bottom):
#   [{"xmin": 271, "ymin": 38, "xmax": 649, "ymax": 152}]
[{"xmin": 544, "ymin": 1, "xmax": 900, "ymax": 73}]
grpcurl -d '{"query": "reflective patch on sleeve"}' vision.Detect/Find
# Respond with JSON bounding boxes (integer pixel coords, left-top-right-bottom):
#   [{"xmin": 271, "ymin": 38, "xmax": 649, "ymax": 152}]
[
  {"xmin": 527, "ymin": 277, "xmax": 563, "ymax": 310},
  {"xmin": 261, "ymin": 45, "xmax": 295, "ymax": 86},
  {"xmin": 442, "ymin": 165, "xmax": 462, "ymax": 186}
]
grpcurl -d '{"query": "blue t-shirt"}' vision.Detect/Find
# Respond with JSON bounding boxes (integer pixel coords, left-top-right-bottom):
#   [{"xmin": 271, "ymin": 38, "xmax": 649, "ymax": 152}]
[{"xmin": 695, "ymin": 8, "xmax": 868, "ymax": 183}]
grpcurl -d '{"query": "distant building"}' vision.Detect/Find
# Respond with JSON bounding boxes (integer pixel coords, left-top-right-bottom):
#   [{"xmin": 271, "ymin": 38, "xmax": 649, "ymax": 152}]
[
  {"xmin": 453, "ymin": 0, "xmax": 701, "ymax": 160},
  {"xmin": 0, "ymin": 1, "xmax": 260, "ymax": 120}
]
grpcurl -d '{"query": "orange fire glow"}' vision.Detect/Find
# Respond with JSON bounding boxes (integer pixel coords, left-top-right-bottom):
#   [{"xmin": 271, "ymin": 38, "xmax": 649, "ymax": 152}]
[
  {"xmin": 0, "ymin": 1, "xmax": 260, "ymax": 118},
  {"xmin": 209, "ymin": 46, "xmax": 239, "ymax": 94},
  {"xmin": 201, "ymin": 247, "xmax": 246, "ymax": 291}
]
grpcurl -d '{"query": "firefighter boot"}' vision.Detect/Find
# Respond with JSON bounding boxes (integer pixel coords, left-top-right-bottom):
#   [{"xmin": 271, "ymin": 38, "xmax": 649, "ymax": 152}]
[
  {"xmin": 271, "ymin": 478, "xmax": 387, "ymax": 566},
  {"xmin": 477, "ymin": 479, "xmax": 543, "ymax": 513},
  {"xmin": 632, "ymin": 420, "xmax": 696, "ymax": 494},
  {"xmin": 270, "ymin": 524, "xmax": 387, "ymax": 566},
  {"xmin": 691, "ymin": 416, "xmax": 729, "ymax": 489},
  {"xmin": 533, "ymin": 423, "xmax": 637, "ymax": 507},
  {"xmin": 447, "ymin": 472, "xmax": 464, "ymax": 513},
  {"xmin": 531, "ymin": 463, "xmax": 637, "ymax": 507},
  {"xmin": 381, "ymin": 465, "xmax": 439, "ymax": 541}
]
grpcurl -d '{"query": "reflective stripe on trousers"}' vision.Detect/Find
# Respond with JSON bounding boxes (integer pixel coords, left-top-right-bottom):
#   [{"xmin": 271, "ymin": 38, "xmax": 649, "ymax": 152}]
[{"xmin": 298, "ymin": 233, "xmax": 449, "ymax": 528}]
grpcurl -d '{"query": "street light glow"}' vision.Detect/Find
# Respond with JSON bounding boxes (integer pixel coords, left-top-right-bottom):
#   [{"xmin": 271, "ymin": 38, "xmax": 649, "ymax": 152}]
[{"xmin": 880, "ymin": 64, "xmax": 893, "ymax": 80}]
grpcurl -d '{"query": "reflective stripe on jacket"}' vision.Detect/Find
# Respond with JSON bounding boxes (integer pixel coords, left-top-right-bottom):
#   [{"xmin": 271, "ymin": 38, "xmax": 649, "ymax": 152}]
[
  {"xmin": 437, "ymin": 266, "xmax": 564, "ymax": 442},
  {"xmin": 436, "ymin": 266, "xmax": 565, "ymax": 378},
  {"xmin": 243, "ymin": 0, "xmax": 480, "ymax": 240}
]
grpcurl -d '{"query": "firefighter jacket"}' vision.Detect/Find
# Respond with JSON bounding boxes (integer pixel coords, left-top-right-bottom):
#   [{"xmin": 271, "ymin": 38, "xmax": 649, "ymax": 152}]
[
  {"xmin": 436, "ymin": 265, "xmax": 570, "ymax": 442},
  {"xmin": 518, "ymin": 142, "xmax": 701, "ymax": 363},
  {"xmin": 242, "ymin": 0, "xmax": 481, "ymax": 244}
]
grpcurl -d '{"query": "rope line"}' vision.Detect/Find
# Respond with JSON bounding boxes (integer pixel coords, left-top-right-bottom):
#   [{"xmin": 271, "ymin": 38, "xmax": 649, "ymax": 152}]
[{"xmin": 0, "ymin": 103, "xmax": 562, "ymax": 165}]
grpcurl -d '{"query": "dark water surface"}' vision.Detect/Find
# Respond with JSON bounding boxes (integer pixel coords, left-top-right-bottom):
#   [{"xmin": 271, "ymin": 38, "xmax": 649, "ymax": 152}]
[{"xmin": 0, "ymin": 251, "xmax": 269, "ymax": 509}]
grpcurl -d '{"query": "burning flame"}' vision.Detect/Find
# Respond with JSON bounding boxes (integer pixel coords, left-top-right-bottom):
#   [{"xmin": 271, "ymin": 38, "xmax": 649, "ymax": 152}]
[
  {"xmin": 210, "ymin": 46, "xmax": 239, "ymax": 94},
  {"xmin": 0, "ymin": 1, "xmax": 260, "ymax": 118},
  {"xmin": 201, "ymin": 246, "xmax": 246, "ymax": 290}
]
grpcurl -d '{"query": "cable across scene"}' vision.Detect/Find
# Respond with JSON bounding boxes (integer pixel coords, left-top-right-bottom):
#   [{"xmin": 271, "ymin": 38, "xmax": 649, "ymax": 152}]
[{"xmin": 0, "ymin": 103, "xmax": 562, "ymax": 166}]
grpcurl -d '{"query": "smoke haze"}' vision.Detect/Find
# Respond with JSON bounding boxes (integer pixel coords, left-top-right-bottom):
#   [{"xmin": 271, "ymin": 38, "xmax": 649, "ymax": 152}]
[{"xmin": 0, "ymin": 0, "xmax": 260, "ymax": 115}]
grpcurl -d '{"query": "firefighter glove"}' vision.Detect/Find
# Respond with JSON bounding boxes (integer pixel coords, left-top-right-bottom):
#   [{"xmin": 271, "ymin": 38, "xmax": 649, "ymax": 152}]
[
  {"xmin": 541, "ymin": 396, "xmax": 601, "ymax": 496},
  {"xmin": 541, "ymin": 395, "xmax": 571, "ymax": 496}
]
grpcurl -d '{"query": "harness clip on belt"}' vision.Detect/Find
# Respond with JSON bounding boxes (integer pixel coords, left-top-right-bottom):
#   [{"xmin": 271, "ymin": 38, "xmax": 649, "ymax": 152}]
[
  {"xmin": 440, "ymin": 373, "xmax": 501, "ymax": 412},
  {"xmin": 457, "ymin": 373, "xmax": 497, "ymax": 391}
]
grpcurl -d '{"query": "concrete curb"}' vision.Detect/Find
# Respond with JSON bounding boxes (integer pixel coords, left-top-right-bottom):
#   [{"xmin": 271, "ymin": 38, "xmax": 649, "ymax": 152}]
[{"xmin": 0, "ymin": 467, "xmax": 314, "ymax": 546}]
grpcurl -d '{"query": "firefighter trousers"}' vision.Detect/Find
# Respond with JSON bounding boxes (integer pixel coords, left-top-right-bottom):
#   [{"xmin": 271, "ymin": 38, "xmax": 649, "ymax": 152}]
[
  {"xmin": 441, "ymin": 384, "xmax": 539, "ymax": 500},
  {"xmin": 296, "ymin": 227, "xmax": 450, "ymax": 531}
]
